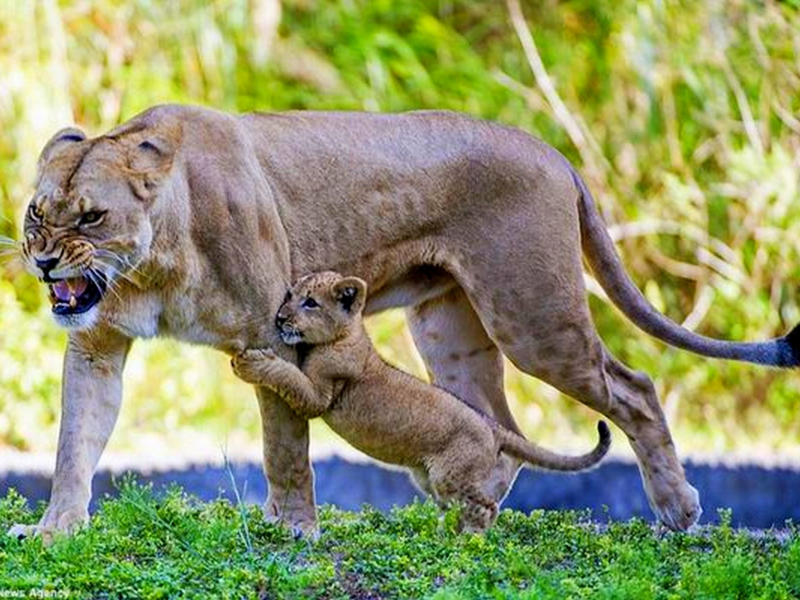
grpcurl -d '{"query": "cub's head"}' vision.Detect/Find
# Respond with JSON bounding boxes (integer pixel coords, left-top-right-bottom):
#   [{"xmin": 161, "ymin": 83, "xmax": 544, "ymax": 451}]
[
  {"xmin": 20, "ymin": 116, "xmax": 180, "ymax": 329},
  {"xmin": 276, "ymin": 271, "xmax": 368, "ymax": 346}
]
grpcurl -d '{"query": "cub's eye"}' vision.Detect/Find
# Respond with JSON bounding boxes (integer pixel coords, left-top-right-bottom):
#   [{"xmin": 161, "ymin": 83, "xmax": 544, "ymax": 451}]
[
  {"xmin": 28, "ymin": 204, "xmax": 44, "ymax": 222},
  {"xmin": 301, "ymin": 297, "xmax": 319, "ymax": 309},
  {"xmin": 78, "ymin": 210, "xmax": 105, "ymax": 226}
]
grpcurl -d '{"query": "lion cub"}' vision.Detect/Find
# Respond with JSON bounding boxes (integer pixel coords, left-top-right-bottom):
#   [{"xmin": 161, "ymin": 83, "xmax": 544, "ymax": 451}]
[{"xmin": 232, "ymin": 271, "xmax": 611, "ymax": 532}]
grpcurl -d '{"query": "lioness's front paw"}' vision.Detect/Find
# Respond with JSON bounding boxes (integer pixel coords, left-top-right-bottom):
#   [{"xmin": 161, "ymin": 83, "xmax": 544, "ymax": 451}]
[
  {"xmin": 651, "ymin": 481, "xmax": 702, "ymax": 532},
  {"xmin": 231, "ymin": 348, "xmax": 277, "ymax": 384},
  {"xmin": 7, "ymin": 523, "xmax": 39, "ymax": 541},
  {"xmin": 264, "ymin": 497, "xmax": 319, "ymax": 541},
  {"xmin": 264, "ymin": 512, "xmax": 320, "ymax": 541},
  {"xmin": 7, "ymin": 507, "xmax": 88, "ymax": 545}
]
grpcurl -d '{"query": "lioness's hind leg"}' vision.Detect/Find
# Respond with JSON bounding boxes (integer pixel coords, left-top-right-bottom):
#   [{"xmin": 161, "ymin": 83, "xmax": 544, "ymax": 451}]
[
  {"xmin": 407, "ymin": 287, "xmax": 522, "ymax": 504},
  {"xmin": 452, "ymin": 223, "xmax": 700, "ymax": 531},
  {"xmin": 407, "ymin": 287, "xmax": 522, "ymax": 434},
  {"xmin": 600, "ymin": 351, "xmax": 701, "ymax": 530},
  {"xmin": 491, "ymin": 317, "xmax": 701, "ymax": 530},
  {"xmin": 410, "ymin": 467, "xmax": 435, "ymax": 497}
]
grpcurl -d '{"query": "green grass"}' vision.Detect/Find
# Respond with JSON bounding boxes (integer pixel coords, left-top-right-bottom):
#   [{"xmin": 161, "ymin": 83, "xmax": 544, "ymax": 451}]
[{"xmin": 1, "ymin": 483, "xmax": 797, "ymax": 599}]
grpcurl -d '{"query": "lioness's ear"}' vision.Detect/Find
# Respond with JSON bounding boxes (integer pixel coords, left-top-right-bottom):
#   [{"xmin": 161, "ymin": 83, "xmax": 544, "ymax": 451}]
[
  {"xmin": 37, "ymin": 127, "xmax": 87, "ymax": 176},
  {"xmin": 332, "ymin": 277, "xmax": 368, "ymax": 314},
  {"xmin": 128, "ymin": 134, "xmax": 178, "ymax": 203}
]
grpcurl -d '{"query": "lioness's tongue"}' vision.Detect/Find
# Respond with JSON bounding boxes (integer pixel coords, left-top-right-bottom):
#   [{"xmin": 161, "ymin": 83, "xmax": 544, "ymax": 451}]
[{"xmin": 52, "ymin": 278, "xmax": 88, "ymax": 302}]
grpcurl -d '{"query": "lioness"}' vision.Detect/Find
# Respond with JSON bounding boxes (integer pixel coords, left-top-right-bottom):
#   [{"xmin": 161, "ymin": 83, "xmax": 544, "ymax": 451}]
[
  {"xmin": 9, "ymin": 104, "xmax": 798, "ymax": 540},
  {"xmin": 231, "ymin": 271, "xmax": 611, "ymax": 532}
]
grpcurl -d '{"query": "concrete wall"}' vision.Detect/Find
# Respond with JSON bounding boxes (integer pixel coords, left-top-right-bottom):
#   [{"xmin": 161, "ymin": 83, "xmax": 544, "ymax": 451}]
[{"xmin": 4, "ymin": 457, "xmax": 800, "ymax": 528}]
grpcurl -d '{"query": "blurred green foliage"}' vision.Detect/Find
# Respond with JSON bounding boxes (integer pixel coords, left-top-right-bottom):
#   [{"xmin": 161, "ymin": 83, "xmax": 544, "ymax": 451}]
[{"xmin": 0, "ymin": 0, "xmax": 799, "ymax": 455}]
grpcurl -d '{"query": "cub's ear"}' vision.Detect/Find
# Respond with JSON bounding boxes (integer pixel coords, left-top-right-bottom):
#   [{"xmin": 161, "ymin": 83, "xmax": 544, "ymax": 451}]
[
  {"xmin": 128, "ymin": 133, "xmax": 178, "ymax": 203},
  {"xmin": 36, "ymin": 127, "xmax": 87, "ymax": 177},
  {"xmin": 332, "ymin": 277, "xmax": 368, "ymax": 314}
]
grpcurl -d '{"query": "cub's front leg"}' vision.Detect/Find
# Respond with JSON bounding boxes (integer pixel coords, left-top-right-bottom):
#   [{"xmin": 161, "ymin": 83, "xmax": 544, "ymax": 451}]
[{"xmin": 232, "ymin": 349, "xmax": 331, "ymax": 418}]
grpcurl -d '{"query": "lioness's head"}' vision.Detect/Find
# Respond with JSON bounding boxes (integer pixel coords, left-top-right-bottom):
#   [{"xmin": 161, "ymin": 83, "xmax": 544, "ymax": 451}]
[
  {"xmin": 20, "ymin": 118, "xmax": 179, "ymax": 329},
  {"xmin": 276, "ymin": 271, "xmax": 368, "ymax": 346}
]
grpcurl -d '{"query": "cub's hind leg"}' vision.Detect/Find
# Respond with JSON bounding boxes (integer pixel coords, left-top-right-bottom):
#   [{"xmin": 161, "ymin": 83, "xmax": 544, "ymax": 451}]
[
  {"xmin": 427, "ymin": 445, "xmax": 499, "ymax": 533},
  {"xmin": 459, "ymin": 485, "xmax": 499, "ymax": 533},
  {"xmin": 432, "ymin": 477, "xmax": 499, "ymax": 534}
]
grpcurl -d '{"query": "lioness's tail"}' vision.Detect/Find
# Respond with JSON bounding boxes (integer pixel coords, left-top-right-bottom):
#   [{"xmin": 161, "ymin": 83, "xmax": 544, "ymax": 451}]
[
  {"xmin": 495, "ymin": 421, "xmax": 611, "ymax": 472},
  {"xmin": 572, "ymin": 167, "xmax": 800, "ymax": 368}
]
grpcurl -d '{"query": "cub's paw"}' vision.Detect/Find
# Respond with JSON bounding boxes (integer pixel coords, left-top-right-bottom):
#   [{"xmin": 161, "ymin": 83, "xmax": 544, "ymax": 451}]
[
  {"xmin": 231, "ymin": 348, "xmax": 278, "ymax": 384},
  {"xmin": 238, "ymin": 348, "xmax": 278, "ymax": 363}
]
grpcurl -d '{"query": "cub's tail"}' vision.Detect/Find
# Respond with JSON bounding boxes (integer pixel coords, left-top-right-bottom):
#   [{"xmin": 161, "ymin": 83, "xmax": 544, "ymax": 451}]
[
  {"xmin": 495, "ymin": 421, "xmax": 611, "ymax": 472},
  {"xmin": 572, "ymin": 166, "xmax": 800, "ymax": 368}
]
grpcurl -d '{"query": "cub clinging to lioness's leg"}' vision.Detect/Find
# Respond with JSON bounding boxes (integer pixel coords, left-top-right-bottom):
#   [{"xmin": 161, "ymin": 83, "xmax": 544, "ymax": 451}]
[{"xmin": 232, "ymin": 271, "xmax": 611, "ymax": 532}]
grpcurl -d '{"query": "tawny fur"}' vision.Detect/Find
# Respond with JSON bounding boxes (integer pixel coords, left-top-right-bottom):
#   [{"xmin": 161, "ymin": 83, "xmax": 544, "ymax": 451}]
[
  {"xmin": 18, "ymin": 103, "xmax": 795, "ymax": 539},
  {"xmin": 231, "ymin": 272, "xmax": 611, "ymax": 532}
]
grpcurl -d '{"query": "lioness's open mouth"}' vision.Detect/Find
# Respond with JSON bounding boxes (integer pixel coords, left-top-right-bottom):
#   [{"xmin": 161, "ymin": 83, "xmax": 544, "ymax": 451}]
[{"xmin": 48, "ymin": 275, "xmax": 106, "ymax": 316}]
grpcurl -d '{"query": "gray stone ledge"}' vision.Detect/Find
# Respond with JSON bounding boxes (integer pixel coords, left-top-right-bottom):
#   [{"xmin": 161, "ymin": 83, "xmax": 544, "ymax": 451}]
[{"xmin": 2, "ymin": 455, "xmax": 800, "ymax": 528}]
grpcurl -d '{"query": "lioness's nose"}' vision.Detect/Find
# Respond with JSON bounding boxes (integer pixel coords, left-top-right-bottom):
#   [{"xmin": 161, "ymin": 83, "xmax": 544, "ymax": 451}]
[{"xmin": 36, "ymin": 257, "xmax": 60, "ymax": 279}]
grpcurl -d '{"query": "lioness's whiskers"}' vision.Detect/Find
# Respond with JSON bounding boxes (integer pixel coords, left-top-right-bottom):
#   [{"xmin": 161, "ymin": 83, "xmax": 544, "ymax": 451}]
[
  {"xmin": 0, "ymin": 252, "xmax": 22, "ymax": 267},
  {"xmin": 92, "ymin": 249, "xmax": 124, "ymax": 270},
  {"xmin": 87, "ymin": 267, "xmax": 110, "ymax": 295},
  {"xmin": 105, "ymin": 278, "xmax": 128, "ymax": 302},
  {"xmin": 88, "ymin": 268, "xmax": 123, "ymax": 304},
  {"xmin": 95, "ymin": 248, "xmax": 146, "ymax": 278},
  {"xmin": 103, "ymin": 271, "xmax": 128, "ymax": 302},
  {"xmin": 105, "ymin": 283, "xmax": 124, "ymax": 304},
  {"xmin": 0, "ymin": 247, "xmax": 22, "ymax": 266},
  {"xmin": 94, "ymin": 258, "xmax": 137, "ymax": 286}
]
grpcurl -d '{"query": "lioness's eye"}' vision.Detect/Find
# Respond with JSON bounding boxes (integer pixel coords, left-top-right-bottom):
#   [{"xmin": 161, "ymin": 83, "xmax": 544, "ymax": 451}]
[
  {"xmin": 79, "ymin": 210, "xmax": 105, "ymax": 226},
  {"xmin": 301, "ymin": 297, "xmax": 319, "ymax": 309},
  {"xmin": 28, "ymin": 204, "xmax": 44, "ymax": 222}
]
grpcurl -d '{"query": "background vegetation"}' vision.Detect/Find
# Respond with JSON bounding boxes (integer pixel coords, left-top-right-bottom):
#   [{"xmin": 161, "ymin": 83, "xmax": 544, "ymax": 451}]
[{"xmin": 1, "ymin": 0, "xmax": 800, "ymax": 457}]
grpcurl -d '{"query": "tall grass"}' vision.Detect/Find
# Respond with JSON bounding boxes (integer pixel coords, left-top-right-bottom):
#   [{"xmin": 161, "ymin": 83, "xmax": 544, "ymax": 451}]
[{"xmin": 0, "ymin": 0, "xmax": 799, "ymax": 455}]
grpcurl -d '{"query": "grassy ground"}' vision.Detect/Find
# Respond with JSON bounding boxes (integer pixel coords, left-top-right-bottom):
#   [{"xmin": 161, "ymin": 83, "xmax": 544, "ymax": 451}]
[{"xmin": 1, "ymin": 483, "xmax": 797, "ymax": 599}]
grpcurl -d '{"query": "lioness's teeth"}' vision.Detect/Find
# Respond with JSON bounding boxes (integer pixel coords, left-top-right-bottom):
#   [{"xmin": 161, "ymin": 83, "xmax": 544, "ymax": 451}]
[{"xmin": 69, "ymin": 296, "xmax": 77, "ymax": 309}]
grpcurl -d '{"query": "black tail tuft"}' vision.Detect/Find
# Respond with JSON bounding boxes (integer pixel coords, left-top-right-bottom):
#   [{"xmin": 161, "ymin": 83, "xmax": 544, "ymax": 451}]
[
  {"xmin": 597, "ymin": 421, "xmax": 611, "ymax": 447},
  {"xmin": 777, "ymin": 322, "xmax": 800, "ymax": 368}
]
